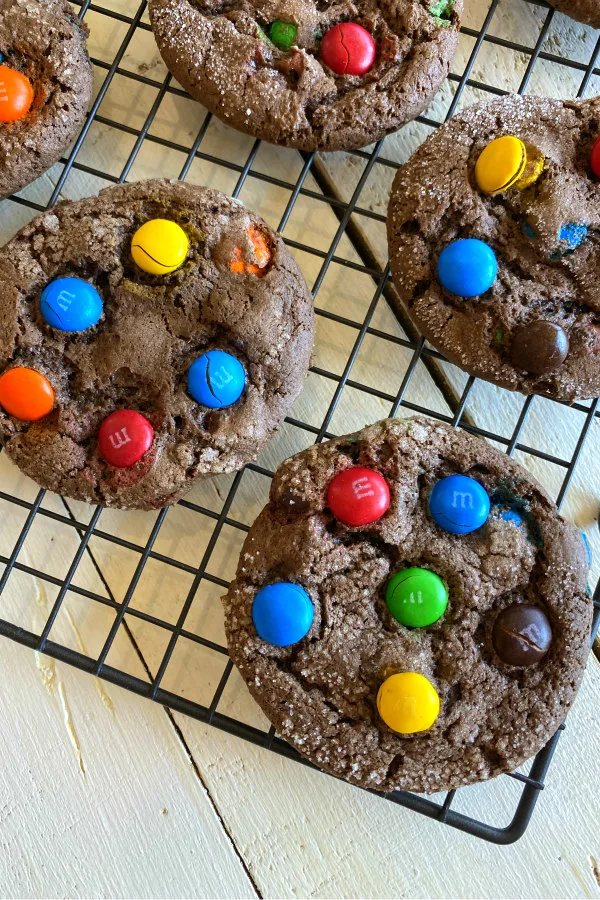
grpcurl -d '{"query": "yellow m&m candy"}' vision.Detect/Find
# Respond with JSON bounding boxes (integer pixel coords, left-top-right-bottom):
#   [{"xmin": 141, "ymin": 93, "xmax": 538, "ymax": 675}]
[
  {"xmin": 376, "ymin": 672, "xmax": 440, "ymax": 734},
  {"xmin": 131, "ymin": 219, "xmax": 189, "ymax": 275},
  {"xmin": 475, "ymin": 135, "xmax": 527, "ymax": 195},
  {"xmin": 475, "ymin": 135, "xmax": 545, "ymax": 196}
]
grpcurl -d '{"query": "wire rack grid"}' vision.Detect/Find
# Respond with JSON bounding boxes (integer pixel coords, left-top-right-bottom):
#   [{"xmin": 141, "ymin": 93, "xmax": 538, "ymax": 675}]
[{"xmin": 0, "ymin": 0, "xmax": 599, "ymax": 847}]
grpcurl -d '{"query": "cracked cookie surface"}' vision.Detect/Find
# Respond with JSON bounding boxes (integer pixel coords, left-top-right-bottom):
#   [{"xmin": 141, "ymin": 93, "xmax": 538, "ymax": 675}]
[
  {"xmin": 548, "ymin": 0, "xmax": 600, "ymax": 28},
  {"xmin": 223, "ymin": 417, "xmax": 591, "ymax": 793},
  {"xmin": 0, "ymin": 179, "xmax": 314, "ymax": 509},
  {"xmin": 387, "ymin": 95, "xmax": 600, "ymax": 401},
  {"xmin": 148, "ymin": 0, "xmax": 462, "ymax": 151},
  {"xmin": 0, "ymin": 0, "xmax": 93, "ymax": 199}
]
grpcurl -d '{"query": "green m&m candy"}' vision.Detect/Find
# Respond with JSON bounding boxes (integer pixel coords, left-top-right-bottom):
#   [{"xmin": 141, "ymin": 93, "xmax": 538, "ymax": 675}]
[
  {"xmin": 269, "ymin": 19, "xmax": 298, "ymax": 50},
  {"xmin": 385, "ymin": 567, "xmax": 448, "ymax": 628}
]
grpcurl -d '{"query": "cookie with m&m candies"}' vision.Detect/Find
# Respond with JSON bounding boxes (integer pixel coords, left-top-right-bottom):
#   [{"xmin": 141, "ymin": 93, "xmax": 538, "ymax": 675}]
[
  {"xmin": 0, "ymin": 179, "xmax": 314, "ymax": 509},
  {"xmin": 223, "ymin": 417, "xmax": 591, "ymax": 794},
  {"xmin": 0, "ymin": 0, "xmax": 93, "ymax": 200},
  {"xmin": 388, "ymin": 94, "xmax": 600, "ymax": 400},
  {"xmin": 148, "ymin": 0, "xmax": 463, "ymax": 151}
]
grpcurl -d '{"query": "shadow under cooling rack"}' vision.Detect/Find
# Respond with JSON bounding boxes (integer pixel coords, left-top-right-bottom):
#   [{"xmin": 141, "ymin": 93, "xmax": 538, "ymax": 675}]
[{"xmin": 0, "ymin": 0, "xmax": 599, "ymax": 845}]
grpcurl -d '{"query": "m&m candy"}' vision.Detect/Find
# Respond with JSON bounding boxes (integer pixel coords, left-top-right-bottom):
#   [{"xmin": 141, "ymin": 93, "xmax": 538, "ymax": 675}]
[
  {"xmin": 550, "ymin": 224, "xmax": 588, "ymax": 260},
  {"xmin": 522, "ymin": 221, "xmax": 536, "ymax": 240},
  {"xmin": 475, "ymin": 135, "xmax": 544, "ymax": 196},
  {"xmin": 559, "ymin": 223, "xmax": 587, "ymax": 251},
  {"xmin": 229, "ymin": 224, "xmax": 272, "ymax": 277},
  {"xmin": 0, "ymin": 65, "xmax": 34, "ymax": 123},
  {"xmin": 437, "ymin": 239, "xmax": 498, "ymax": 298},
  {"xmin": 327, "ymin": 466, "xmax": 390, "ymax": 527},
  {"xmin": 430, "ymin": 0, "xmax": 454, "ymax": 22},
  {"xmin": 0, "ymin": 367, "xmax": 54, "ymax": 421},
  {"xmin": 580, "ymin": 531, "xmax": 592, "ymax": 567},
  {"xmin": 501, "ymin": 508, "xmax": 524, "ymax": 526},
  {"xmin": 98, "ymin": 409, "xmax": 154, "ymax": 468},
  {"xmin": 509, "ymin": 320, "xmax": 569, "ymax": 375},
  {"xmin": 492, "ymin": 605, "xmax": 552, "ymax": 667},
  {"xmin": 40, "ymin": 277, "xmax": 103, "ymax": 332},
  {"xmin": 131, "ymin": 219, "xmax": 189, "ymax": 275},
  {"xmin": 429, "ymin": 474, "xmax": 490, "ymax": 535},
  {"xmin": 252, "ymin": 582, "xmax": 314, "ymax": 646},
  {"xmin": 590, "ymin": 135, "xmax": 600, "ymax": 178},
  {"xmin": 270, "ymin": 20, "xmax": 297, "ymax": 51},
  {"xmin": 475, "ymin": 135, "xmax": 527, "ymax": 195},
  {"xmin": 187, "ymin": 350, "xmax": 246, "ymax": 409},
  {"xmin": 377, "ymin": 672, "xmax": 440, "ymax": 734},
  {"xmin": 386, "ymin": 567, "xmax": 448, "ymax": 628},
  {"xmin": 320, "ymin": 23, "xmax": 376, "ymax": 76}
]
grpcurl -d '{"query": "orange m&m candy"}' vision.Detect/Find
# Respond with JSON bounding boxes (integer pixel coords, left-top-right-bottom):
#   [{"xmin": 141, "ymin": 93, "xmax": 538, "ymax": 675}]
[
  {"xmin": 0, "ymin": 367, "xmax": 55, "ymax": 421},
  {"xmin": 230, "ymin": 224, "xmax": 273, "ymax": 277},
  {"xmin": 0, "ymin": 65, "xmax": 34, "ymax": 123}
]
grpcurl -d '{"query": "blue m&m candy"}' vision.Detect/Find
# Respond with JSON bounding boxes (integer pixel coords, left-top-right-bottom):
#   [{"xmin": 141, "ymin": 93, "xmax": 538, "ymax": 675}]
[
  {"xmin": 40, "ymin": 277, "xmax": 103, "ymax": 332},
  {"xmin": 429, "ymin": 474, "xmax": 490, "ymax": 535},
  {"xmin": 437, "ymin": 239, "xmax": 498, "ymax": 298},
  {"xmin": 501, "ymin": 508, "xmax": 523, "ymax": 526},
  {"xmin": 252, "ymin": 582, "xmax": 314, "ymax": 646},
  {"xmin": 580, "ymin": 531, "xmax": 592, "ymax": 567},
  {"xmin": 188, "ymin": 350, "xmax": 245, "ymax": 409}
]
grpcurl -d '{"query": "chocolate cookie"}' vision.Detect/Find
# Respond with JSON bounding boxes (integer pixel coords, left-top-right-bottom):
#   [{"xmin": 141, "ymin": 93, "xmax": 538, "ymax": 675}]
[
  {"xmin": 0, "ymin": 179, "xmax": 314, "ymax": 510},
  {"xmin": 548, "ymin": 0, "xmax": 600, "ymax": 28},
  {"xmin": 223, "ymin": 417, "xmax": 592, "ymax": 794},
  {"xmin": 148, "ymin": 0, "xmax": 462, "ymax": 152},
  {"xmin": 0, "ymin": 0, "xmax": 93, "ymax": 199},
  {"xmin": 387, "ymin": 94, "xmax": 600, "ymax": 401}
]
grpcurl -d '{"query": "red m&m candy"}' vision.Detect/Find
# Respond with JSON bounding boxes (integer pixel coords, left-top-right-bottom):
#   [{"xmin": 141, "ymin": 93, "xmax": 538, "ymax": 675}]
[
  {"xmin": 327, "ymin": 466, "xmax": 390, "ymax": 527},
  {"xmin": 98, "ymin": 410, "xmax": 154, "ymax": 468},
  {"xmin": 0, "ymin": 65, "xmax": 34, "ymax": 123},
  {"xmin": 320, "ymin": 23, "xmax": 376, "ymax": 77},
  {"xmin": 591, "ymin": 135, "xmax": 600, "ymax": 178}
]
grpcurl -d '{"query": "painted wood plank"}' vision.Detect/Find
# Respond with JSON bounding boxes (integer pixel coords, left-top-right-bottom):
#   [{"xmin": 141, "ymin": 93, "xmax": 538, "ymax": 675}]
[
  {"xmin": 0, "ymin": 1, "xmax": 599, "ymax": 898},
  {"xmin": 175, "ymin": 655, "xmax": 600, "ymax": 899}
]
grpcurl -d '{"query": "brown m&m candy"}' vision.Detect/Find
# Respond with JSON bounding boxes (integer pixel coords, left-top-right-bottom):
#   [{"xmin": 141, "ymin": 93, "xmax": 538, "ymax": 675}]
[
  {"xmin": 493, "ymin": 605, "xmax": 552, "ymax": 667},
  {"xmin": 509, "ymin": 320, "xmax": 569, "ymax": 375}
]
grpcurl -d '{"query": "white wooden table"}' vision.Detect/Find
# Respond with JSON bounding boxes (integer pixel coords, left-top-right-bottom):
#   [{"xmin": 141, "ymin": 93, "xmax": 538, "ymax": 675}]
[{"xmin": 1, "ymin": 1, "xmax": 600, "ymax": 897}]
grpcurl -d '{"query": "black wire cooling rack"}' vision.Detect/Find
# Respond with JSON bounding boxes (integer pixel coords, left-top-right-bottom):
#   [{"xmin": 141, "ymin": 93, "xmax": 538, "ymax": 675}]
[{"xmin": 0, "ymin": 0, "xmax": 599, "ymax": 847}]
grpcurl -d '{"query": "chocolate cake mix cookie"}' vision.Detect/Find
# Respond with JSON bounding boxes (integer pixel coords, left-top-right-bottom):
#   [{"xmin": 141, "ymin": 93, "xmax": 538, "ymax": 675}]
[
  {"xmin": 0, "ymin": 0, "xmax": 93, "ymax": 199},
  {"xmin": 223, "ymin": 417, "xmax": 592, "ymax": 793},
  {"xmin": 0, "ymin": 179, "xmax": 314, "ymax": 509},
  {"xmin": 148, "ymin": 0, "xmax": 462, "ymax": 152},
  {"xmin": 548, "ymin": 0, "xmax": 600, "ymax": 29},
  {"xmin": 387, "ymin": 94, "xmax": 600, "ymax": 401}
]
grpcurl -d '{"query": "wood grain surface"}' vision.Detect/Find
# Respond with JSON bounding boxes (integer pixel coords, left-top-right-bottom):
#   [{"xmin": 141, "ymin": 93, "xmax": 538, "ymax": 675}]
[{"xmin": 0, "ymin": 1, "xmax": 599, "ymax": 897}]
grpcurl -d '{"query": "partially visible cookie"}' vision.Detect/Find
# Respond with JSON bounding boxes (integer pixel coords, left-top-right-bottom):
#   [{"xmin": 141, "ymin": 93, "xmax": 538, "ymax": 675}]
[
  {"xmin": 548, "ymin": 0, "xmax": 600, "ymax": 28},
  {"xmin": 0, "ymin": 179, "xmax": 314, "ymax": 509},
  {"xmin": 148, "ymin": 0, "xmax": 462, "ymax": 152},
  {"xmin": 0, "ymin": 0, "xmax": 93, "ymax": 199},
  {"xmin": 223, "ymin": 417, "xmax": 592, "ymax": 794},
  {"xmin": 387, "ymin": 94, "xmax": 600, "ymax": 401}
]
